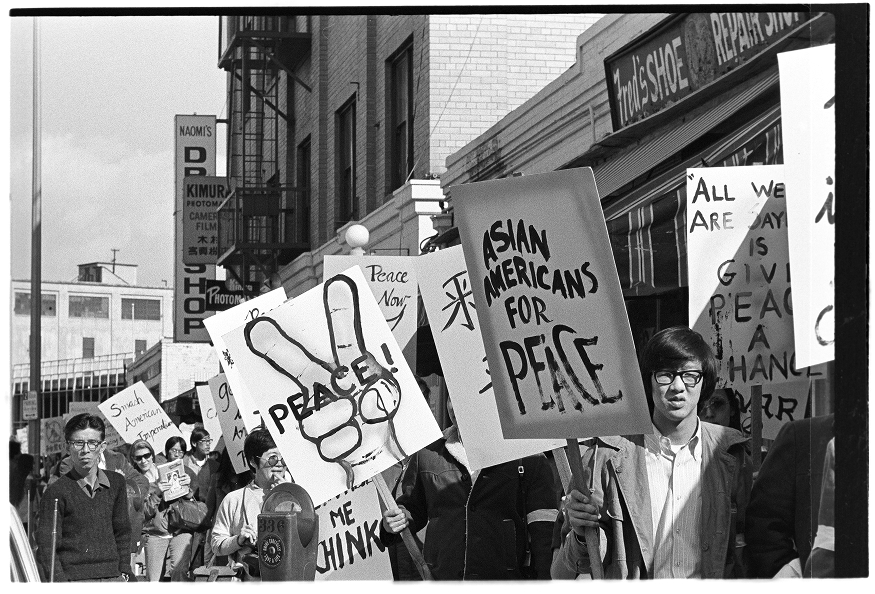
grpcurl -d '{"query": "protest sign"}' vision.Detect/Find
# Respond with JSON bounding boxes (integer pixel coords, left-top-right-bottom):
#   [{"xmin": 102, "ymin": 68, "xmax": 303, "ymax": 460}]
[
  {"xmin": 323, "ymin": 255, "xmax": 418, "ymax": 368},
  {"xmin": 40, "ymin": 417, "xmax": 66, "ymax": 456},
  {"xmin": 16, "ymin": 427, "xmax": 28, "ymax": 454},
  {"xmin": 98, "ymin": 381, "xmax": 183, "ymax": 450},
  {"xmin": 732, "ymin": 379, "xmax": 811, "ymax": 440},
  {"xmin": 453, "ymin": 168, "xmax": 651, "ymax": 439},
  {"xmin": 686, "ymin": 166, "xmax": 825, "ymax": 388},
  {"xmin": 779, "ymin": 44, "xmax": 835, "ymax": 368},
  {"xmin": 66, "ymin": 401, "xmax": 123, "ymax": 449},
  {"xmin": 221, "ymin": 265, "xmax": 441, "ymax": 506},
  {"xmin": 195, "ymin": 383, "xmax": 225, "ymax": 452},
  {"xmin": 416, "ymin": 246, "xmax": 564, "ymax": 468},
  {"xmin": 157, "ymin": 459, "xmax": 188, "ymax": 502},
  {"xmin": 204, "ymin": 287, "xmax": 287, "ymax": 432},
  {"xmin": 208, "ymin": 373, "xmax": 250, "ymax": 474},
  {"xmin": 314, "ymin": 480, "xmax": 392, "ymax": 580}
]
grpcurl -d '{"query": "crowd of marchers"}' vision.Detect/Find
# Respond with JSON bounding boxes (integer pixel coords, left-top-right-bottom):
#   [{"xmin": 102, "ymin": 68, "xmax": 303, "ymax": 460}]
[{"xmin": 10, "ymin": 326, "xmax": 835, "ymax": 581}]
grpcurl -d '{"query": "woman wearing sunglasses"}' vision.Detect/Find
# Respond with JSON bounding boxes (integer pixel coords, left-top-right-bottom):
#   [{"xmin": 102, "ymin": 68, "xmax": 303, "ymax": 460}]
[{"xmin": 130, "ymin": 438, "xmax": 198, "ymax": 581}]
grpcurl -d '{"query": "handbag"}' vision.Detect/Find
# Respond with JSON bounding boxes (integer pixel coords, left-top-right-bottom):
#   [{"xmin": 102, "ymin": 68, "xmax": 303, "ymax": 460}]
[{"xmin": 167, "ymin": 497, "xmax": 209, "ymax": 533}]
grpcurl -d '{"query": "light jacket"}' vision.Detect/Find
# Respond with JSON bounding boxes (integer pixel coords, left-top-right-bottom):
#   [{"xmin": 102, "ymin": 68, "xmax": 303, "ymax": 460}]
[
  {"xmin": 560, "ymin": 422, "xmax": 749, "ymax": 579},
  {"xmin": 380, "ymin": 426, "xmax": 558, "ymax": 580}
]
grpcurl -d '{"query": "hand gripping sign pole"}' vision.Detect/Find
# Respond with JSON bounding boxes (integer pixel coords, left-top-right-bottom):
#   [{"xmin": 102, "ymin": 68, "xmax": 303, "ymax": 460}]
[
  {"xmin": 555, "ymin": 442, "xmax": 604, "ymax": 579},
  {"xmin": 372, "ymin": 473, "xmax": 433, "ymax": 580}
]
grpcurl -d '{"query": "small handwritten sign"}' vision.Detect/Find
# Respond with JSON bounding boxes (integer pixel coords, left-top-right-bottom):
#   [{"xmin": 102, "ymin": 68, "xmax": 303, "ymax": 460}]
[
  {"xmin": 40, "ymin": 416, "xmax": 66, "ymax": 456},
  {"xmin": 98, "ymin": 381, "xmax": 182, "ymax": 450},
  {"xmin": 208, "ymin": 373, "xmax": 250, "ymax": 474},
  {"xmin": 453, "ymin": 168, "xmax": 651, "ymax": 439},
  {"xmin": 204, "ymin": 287, "xmax": 287, "ymax": 432},
  {"xmin": 195, "ymin": 383, "xmax": 225, "ymax": 453}
]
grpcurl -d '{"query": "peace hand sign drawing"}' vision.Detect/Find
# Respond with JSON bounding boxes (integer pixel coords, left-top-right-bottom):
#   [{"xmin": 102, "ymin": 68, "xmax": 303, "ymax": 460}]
[{"xmin": 245, "ymin": 274, "xmax": 406, "ymax": 489}]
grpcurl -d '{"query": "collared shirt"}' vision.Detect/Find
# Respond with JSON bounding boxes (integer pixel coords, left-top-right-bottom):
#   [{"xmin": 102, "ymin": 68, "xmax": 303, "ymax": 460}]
[
  {"xmin": 644, "ymin": 420, "xmax": 703, "ymax": 578},
  {"xmin": 72, "ymin": 468, "xmax": 111, "ymax": 499}
]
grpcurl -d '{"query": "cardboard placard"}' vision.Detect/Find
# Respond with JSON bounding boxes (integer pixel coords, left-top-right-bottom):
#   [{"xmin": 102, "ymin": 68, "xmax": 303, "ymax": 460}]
[
  {"xmin": 314, "ymin": 481, "xmax": 393, "ymax": 580},
  {"xmin": 40, "ymin": 417, "xmax": 66, "ymax": 456},
  {"xmin": 323, "ymin": 255, "xmax": 418, "ymax": 368},
  {"xmin": 686, "ymin": 166, "xmax": 825, "ymax": 388},
  {"xmin": 207, "ymin": 373, "xmax": 250, "ymax": 474},
  {"xmin": 157, "ymin": 459, "xmax": 188, "ymax": 502},
  {"xmin": 16, "ymin": 427, "xmax": 28, "ymax": 454},
  {"xmin": 221, "ymin": 265, "xmax": 441, "ymax": 506},
  {"xmin": 453, "ymin": 168, "xmax": 651, "ymax": 439},
  {"xmin": 779, "ymin": 44, "xmax": 836, "ymax": 368},
  {"xmin": 733, "ymin": 379, "xmax": 812, "ymax": 440},
  {"xmin": 204, "ymin": 287, "xmax": 287, "ymax": 432},
  {"xmin": 98, "ymin": 382, "xmax": 183, "ymax": 450},
  {"xmin": 416, "ymin": 246, "xmax": 564, "ymax": 468},
  {"xmin": 66, "ymin": 401, "xmax": 124, "ymax": 449},
  {"xmin": 195, "ymin": 383, "xmax": 225, "ymax": 453}
]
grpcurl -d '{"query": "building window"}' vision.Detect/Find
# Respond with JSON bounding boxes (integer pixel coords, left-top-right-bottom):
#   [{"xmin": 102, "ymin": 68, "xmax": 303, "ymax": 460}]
[
  {"xmin": 135, "ymin": 339, "xmax": 148, "ymax": 355},
  {"xmin": 121, "ymin": 298, "xmax": 161, "ymax": 320},
  {"xmin": 297, "ymin": 137, "xmax": 312, "ymax": 243},
  {"xmin": 14, "ymin": 292, "xmax": 57, "ymax": 316},
  {"xmin": 336, "ymin": 98, "xmax": 357, "ymax": 228},
  {"xmin": 69, "ymin": 295, "xmax": 109, "ymax": 318},
  {"xmin": 82, "ymin": 337, "xmax": 95, "ymax": 359},
  {"xmin": 389, "ymin": 42, "xmax": 414, "ymax": 192}
]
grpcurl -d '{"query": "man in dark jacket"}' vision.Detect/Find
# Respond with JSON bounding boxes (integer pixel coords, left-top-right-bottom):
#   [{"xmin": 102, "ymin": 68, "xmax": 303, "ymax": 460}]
[{"xmin": 380, "ymin": 397, "xmax": 558, "ymax": 580}]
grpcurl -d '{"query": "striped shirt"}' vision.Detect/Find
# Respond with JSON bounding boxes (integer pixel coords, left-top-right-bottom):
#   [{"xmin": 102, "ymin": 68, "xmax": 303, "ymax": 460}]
[{"xmin": 644, "ymin": 420, "xmax": 703, "ymax": 578}]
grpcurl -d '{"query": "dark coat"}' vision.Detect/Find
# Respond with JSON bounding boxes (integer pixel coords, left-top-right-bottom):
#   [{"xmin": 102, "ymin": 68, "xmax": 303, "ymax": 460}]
[
  {"xmin": 745, "ymin": 414, "xmax": 834, "ymax": 577},
  {"xmin": 380, "ymin": 429, "xmax": 558, "ymax": 580}
]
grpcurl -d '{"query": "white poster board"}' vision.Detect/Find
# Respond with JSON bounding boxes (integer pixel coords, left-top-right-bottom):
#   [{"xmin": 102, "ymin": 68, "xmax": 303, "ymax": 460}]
[
  {"xmin": 221, "ymin": 265, "xmax": 441, "ymax": 506},
  {"xmin": 779, "ymin": 44, "xmax": 835, "ymax": 368},
  {"xmin": 686, "ymin": 166, "xmax": 825, "ymax": 388},
  {"xmin": 98, "ymin": 382, "xmax": 183, "ymax": 450},
  {"xmin": 40, "ymin": 417, "xmax": 66, "ymax": 456},
  {"xmin": 314, "ymin": 481, "xmax": 393, "ymax": 580},
  {"xmin": 204, "ymin": 287, "xmax": 287, "ymax": 432},
  {"xmin": 416, "ymin": 246, "xmax": 564, "ymax": 468},
  {"xmin": 733, "ymin": 378, "xmax": 812, "ymax": 440},
  {"xmin": 195, "ymin": 383, "xmax": 225, "ymax": 453},
  {"xmin": 323, "ymin": 255, "xmax": 418, "ymax": 368},
  {"xmin": 208, "ymin": 373, "xmax": 250, "ymax": 474},
  {"xmin": 66, "ymin": 401, "xmax": 124, "ymax": 449},
  {"xmin": 453, "ymin": 168, "xmax": 651, "ymax": 439},
  {"xmin": 16, "ymin": 427, "xmax": 28, "ymax": 454}
]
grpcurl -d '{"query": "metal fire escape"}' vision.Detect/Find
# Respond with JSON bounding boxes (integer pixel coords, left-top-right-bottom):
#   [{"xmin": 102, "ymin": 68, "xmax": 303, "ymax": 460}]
[{"xmin": 217, "ymin": 16, "xmax": 312, "ymax": 290}]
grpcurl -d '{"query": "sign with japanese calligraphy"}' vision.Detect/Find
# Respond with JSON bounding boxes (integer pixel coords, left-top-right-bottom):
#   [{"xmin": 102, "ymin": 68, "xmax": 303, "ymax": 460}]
[
  {"xmin": 208, "ymin": 373, "xmax": 250, "ymax": 474},
  {"xmin": 314, "ymin": 480, "xmax": 392, "ymax": 580},
  {"xmin": 195, "ymin": 383, "xmax": 225, "ymax": 453},
  {"xmin": 453, "ymin": 168, "xmax": 651, "ymax": 439},
  {"xmin": 66, "ymin": 401, "xmax": 124, "ymax": 449},
  {"xmin": 40, "ymin": 416, "xmax": 66, "ymax": 456},
  {"xmin": 779, "ymin": 44, "xmax": 835, "ymax": 369},
  {"xmin": 323, "ymin": 255, "xmax": 418, "ymax": 369},
  {"xmin": 182, "ymin": 176, "xmax": 228, "ymax": 265},
  {"xmin": 221, "ymin": 265, "xmax": 441, "ymax": 506},
  {"xmin": 687, "ymin": 166, "xmax": 825, "ymax": 388},
  {"xmin": 204, "ymin": 287, "xmax": 287, "ymax": 432},
  {"xmin": 416, "ymin": 246, "xmax": 564, "ymax": 468},
  {"xmin": 732, "ymin": 378, "xmax": 811, "ymax": 440},
  {"xmin": 174, "ymin": 114, "xmax": 217, "ymax": 342},
  {"xmin": 98, "ymin": 382, "xmax": 183, "ymax": 450}
]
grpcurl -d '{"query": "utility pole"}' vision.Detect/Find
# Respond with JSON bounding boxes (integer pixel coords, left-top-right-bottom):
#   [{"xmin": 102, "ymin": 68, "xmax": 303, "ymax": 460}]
[
  {"xmin": 111, "ymin": 248, "xmax": 119, "ymax": 273},
  {"xmin": 28, "ymin": 16, "xmax": 43, "ymax": 477}
]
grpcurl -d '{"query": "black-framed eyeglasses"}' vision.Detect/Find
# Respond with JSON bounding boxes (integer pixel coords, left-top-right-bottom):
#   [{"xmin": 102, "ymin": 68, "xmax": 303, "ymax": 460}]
[
  {"xmin": 67, "ymin": 439, "xmax": 104, "ymax": 452},
  {"xmin": 654, "ymin": 369, "xmax": 704, "ymax": 387},
  {"xmin": 256, "ymin": 453, "xmax": 286, "ymax": 468},
  {"xmin": 133, "ymin": 452, "xmax": 153, "ymax": 462}
]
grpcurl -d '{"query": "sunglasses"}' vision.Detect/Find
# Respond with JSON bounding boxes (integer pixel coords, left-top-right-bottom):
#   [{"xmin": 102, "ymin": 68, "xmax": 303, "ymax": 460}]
[
  {"xmin": 256, "ymin": 453, "xmax": 286, "ymax": 468},
  {"xmin": 133, "ymin": 452, "xmax": 153, "ymax": 462}
]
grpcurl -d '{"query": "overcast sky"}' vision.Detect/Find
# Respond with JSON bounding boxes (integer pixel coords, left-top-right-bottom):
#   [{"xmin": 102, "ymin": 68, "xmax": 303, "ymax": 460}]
[{"xmin": 9, "ymin": 15, "xmax": 228, "ymax": 287}]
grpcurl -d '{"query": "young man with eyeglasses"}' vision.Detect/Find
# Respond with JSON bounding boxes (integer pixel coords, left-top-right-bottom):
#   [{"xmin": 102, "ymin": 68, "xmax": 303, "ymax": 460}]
[
  {"xmin": 35, "ymin": 413, "xmax": 135, "ymax": 582},
  {"xmin": 557, "ymin": 326, "xmax": 750, "ymax": 579},
  {"xmin": 210, "ymin": 429, "xmax": 292, "ymax": 572}
]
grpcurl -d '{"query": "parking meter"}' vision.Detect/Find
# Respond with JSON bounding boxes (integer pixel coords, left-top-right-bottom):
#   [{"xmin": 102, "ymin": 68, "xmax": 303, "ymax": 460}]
[{"xmin": 257, "ymin": 483, "xmax": 319, "ymax": 581}]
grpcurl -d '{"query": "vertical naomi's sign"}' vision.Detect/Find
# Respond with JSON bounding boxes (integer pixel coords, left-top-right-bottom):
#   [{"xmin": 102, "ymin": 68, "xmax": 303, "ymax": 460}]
[{"xmin": 175, "ymin": 114, "xmax": 217, "ymax": 342}]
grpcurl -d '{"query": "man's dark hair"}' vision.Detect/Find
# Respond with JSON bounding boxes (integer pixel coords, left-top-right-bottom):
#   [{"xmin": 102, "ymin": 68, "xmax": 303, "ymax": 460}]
[
  {"xmin": 63, "ymin": 413, "xmax": 106, "ymax": 442},
  {"xmin": 243, "ymin": 429, "xmax": 277, "ymax": 468},
  {"xmin": 164, "ymin": 436, "xmax": 188, "ymax": 456},
  {"xmin": 638, "ymin": 326, "xmax": 718, "ymax": 415},
  {"xmin": 10, "ymin": 439, "xmax": 22, "ymax": 458},
  {"xmin": 190, "ymin": 426, "xmax": 210, "ymax": 447}
]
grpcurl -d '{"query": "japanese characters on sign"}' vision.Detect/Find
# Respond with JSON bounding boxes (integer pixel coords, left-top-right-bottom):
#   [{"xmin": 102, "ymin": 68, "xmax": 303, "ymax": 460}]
[
  {"xmin": 181, "ymin": 176, "xmax": 229, "ymax": 265},
  {"xmin": 221, "ymin": 265, "xmax": 441, "ymax": 506},
  {"xmin": 453, "ymin": 168, "xmax": 651, "ymax": 439},
  {"xmin": 40, "ymin": 417, "xmax": 66, "ymax": 456},
  {"xmin": 416, "ymin": 246, "xmax": 564, "ymax": 469},
  {"xmin": 208, "ymin": 373, "xmax": 250, "ymax": 474},
  {"xmin": 98, "ymin": 381, "xmax": 183, "ymax": 450},
  {"xmin": 686, "ymin": 166, "xmax": 824, "ymax": 388},
  {"xmin": 779, "ymin": 44, "xmax": 835, "ymax": 368}
]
